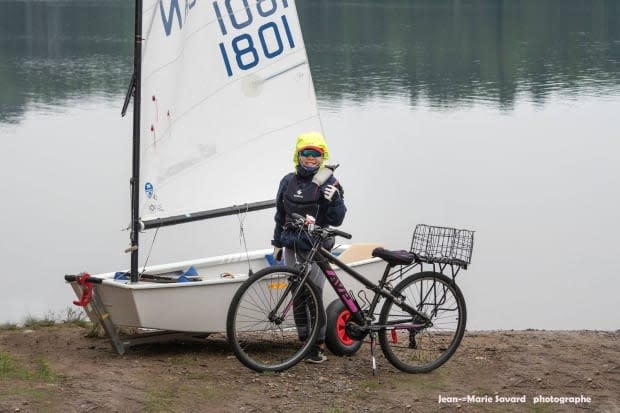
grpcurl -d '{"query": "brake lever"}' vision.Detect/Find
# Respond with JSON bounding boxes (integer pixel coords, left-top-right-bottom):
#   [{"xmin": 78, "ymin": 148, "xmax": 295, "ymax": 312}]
[{"xmin": 291, "ymin": 212, "xmax": 308, "ymax": 228}]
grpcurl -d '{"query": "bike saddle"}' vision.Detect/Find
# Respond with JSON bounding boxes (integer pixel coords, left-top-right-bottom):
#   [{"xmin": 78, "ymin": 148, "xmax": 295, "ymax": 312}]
[{"xmin": 371, "ymin": 247, "xmax": 416, "ymax": 266}]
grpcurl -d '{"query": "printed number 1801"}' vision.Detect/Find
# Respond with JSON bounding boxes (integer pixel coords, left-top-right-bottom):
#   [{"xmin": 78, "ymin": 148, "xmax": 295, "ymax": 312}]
[{"xmin": 213, "ymin": 0, "xmax": 296, "ymax": 77}]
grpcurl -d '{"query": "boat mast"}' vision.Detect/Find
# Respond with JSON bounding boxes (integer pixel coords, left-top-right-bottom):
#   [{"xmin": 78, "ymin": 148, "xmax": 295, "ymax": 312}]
[{"xmin": 130, "ymin": 0, "xmax": 143, "ymax": 283}]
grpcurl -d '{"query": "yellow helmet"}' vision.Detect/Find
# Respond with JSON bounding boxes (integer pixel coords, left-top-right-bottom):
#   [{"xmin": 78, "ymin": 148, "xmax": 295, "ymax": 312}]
[{"xmin": 293, "ymin": 131, "xmax": 330, "ymax": 167}]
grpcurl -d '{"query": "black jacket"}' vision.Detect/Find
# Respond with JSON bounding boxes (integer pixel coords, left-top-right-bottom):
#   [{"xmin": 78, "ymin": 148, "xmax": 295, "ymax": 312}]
[{"xmin": 272, "ymin": 167, "xmax": 346, "ymax": 250}]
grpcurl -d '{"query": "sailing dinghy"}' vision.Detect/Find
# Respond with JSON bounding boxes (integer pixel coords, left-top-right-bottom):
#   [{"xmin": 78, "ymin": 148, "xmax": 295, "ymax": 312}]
[{"xmin": 65, "ymin": 0, "xmax": 383, "ymax": 354}]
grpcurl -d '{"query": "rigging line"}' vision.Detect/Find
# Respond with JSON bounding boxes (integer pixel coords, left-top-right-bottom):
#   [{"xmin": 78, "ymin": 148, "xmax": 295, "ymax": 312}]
[
  {"xmin": 139, "ymin": 226, "xmax": 160, "ymax": 279},
  {"xmin": 235, "ymin": 204, "xmax": 253, "ymax": 276}
]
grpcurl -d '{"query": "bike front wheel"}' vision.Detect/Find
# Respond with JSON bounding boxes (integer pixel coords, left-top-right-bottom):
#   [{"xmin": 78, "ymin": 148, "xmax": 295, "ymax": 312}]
[
  {"xmin": 378, "ymin": 272, "xmax": 467, "ymax": 373},
  {"xmin": 226, "ymin": 265, "xmax": 322, "ymax": 372}
]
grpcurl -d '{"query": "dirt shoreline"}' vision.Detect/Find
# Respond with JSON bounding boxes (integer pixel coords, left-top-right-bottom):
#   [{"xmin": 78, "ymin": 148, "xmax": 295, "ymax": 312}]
[{"xmin": 1, "ymin": 325, "xmax": 618, "ymax": 412}]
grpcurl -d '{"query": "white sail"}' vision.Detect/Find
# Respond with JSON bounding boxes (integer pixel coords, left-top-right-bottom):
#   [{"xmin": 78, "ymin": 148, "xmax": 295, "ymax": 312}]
[{"xmin": 139, "ymin": 0, "xmax": 321, "ymax": 222}]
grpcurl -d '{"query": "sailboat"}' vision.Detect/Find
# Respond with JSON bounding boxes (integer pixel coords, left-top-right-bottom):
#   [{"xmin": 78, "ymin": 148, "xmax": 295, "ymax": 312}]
[{"xmin": 65, "ymin": 0, "xmax": 383, "ymax": 353}]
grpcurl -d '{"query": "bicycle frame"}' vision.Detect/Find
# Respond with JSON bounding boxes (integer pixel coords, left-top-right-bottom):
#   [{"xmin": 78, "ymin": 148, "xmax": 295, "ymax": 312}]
[{"xmin": 308, "ymin": 246, "xmax": 432, "ymax": 329}]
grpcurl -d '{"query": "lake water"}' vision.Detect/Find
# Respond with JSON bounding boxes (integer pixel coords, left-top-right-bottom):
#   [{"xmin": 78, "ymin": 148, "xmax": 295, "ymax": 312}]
[{"xmin": 1, "ymin": 0, "xmax": 619, "ymax": 330}]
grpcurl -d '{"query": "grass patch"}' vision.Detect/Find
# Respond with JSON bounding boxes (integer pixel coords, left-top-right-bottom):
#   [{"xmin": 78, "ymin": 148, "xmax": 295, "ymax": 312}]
[
  {"xmin": 143, "ymin": 378, "xmax": 226, "ymax": 410},
  {"xmin": 1, "ymin": 308, "xmax": 92, "ymax": 331},
  {"xmin": 190, "ymin": 385, "xmax": 223, "ymax": 403},
  {"xmin": 469, "ymin": 387, "xmax": 493, "ymax": 399},
  {"xmin": 160, "ymin": 354, "xmax": 203, "ymax": 367},
  {"xmin": 528, "ymin": 404, "xmax": 554, "ymax": 413},
  {"xmin": 0, "ymin": 341, "xmax": 68, "ymax": 411},
  {"xmin": 62, "ymin": 307, "xmax": 90, "ymax": 328},
  {"xmin": 0, "ymin": 352, "xmax": 30, "ymax": 379},
  {"xmin": 23, "ymin": 313, "xmax": 57, "ymax": 329},
  {"xmin": 359, "ymin": 379, "xmax": 381, "ymax": 392},
  {"xmin": 0, "ymin": 386, "xmax": 56, "ymax": 403},
  {"xmin": 395, "ymin": 369, "xmax": 446, "ymax": 391},
  {"xmin": 144, "ymin": 386, "xmax": 178, "ymax": 412},
  {"xmin": 85, "ymin": 324, "xmax": 105, "ymax": 338},
  {"xmin": 0, "ymin": 322, "xmax": 19, "ymax": 331},
  {"xmin": 184, "ymin": 371, "xmax": 213, "ymax": 381},
  {"xmin": 0, "ymin": 352, "xmax": 59, "ymax": 382},
  {"xmin": 349, "ymin": 368, "xmax": 448, "ymax": 403},
  {"xmin": 352, "ymin": 378, "xmax": 382, "ymax": 401},
  {"xmin": 35, "ymin": 359, "xmax": 59, "ymax": 381}
]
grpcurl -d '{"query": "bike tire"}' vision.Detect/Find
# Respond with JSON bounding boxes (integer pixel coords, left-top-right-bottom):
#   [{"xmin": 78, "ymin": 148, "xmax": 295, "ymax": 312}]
[
  {"xmin": 226, "ymin": 265, "xmax": 322, "ymax": 372},
  {"xmin": 325, "ymin": 299, "xmax": 363, "ymax": 356},
  {"xmin": 378, "ymin": 272, "xmax": 467, "ymax": 373}
]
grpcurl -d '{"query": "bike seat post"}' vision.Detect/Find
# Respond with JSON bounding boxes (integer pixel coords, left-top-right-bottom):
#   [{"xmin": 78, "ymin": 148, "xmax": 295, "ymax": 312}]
[{"xmin": 377, "ymin": 262, "xmax": 393, "ymax": 288}]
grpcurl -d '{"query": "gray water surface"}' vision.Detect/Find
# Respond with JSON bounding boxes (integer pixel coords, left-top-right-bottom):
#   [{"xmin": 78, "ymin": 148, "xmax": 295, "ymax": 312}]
[{"xmin": 1, "ymin": 0, "xmax": 619, "ymax": 329}]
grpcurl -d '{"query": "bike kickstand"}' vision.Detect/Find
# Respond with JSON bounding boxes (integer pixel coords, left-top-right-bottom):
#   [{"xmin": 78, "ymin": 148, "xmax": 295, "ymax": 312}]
[{"xmin": 370, "ymin": 331, "xmax": 378, "ymax": 376}]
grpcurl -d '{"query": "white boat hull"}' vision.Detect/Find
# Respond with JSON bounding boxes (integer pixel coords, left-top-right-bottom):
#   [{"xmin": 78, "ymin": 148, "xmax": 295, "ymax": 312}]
[{"xmin": 72, "ymin": 244, "xmax": 384, "ymax": 333}]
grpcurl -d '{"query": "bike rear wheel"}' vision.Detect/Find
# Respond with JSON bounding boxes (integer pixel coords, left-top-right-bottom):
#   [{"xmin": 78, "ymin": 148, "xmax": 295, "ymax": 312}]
[
  {"xmin": 226, "ymin": 266, "xmax": 322, "ymax": 372},
  {"xmin": 325, "ymin": 299, "xmax": 363, "ymax": 356},
  {"xmin": 378, "ymin": 272, "xmax": 466, "ymax": 373}
]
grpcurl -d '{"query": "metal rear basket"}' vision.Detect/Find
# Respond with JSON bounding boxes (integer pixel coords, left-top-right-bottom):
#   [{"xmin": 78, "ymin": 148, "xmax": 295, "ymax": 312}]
[{"xmin": 410, "ymin": 224, "xmax": 474, "ymax": 268}]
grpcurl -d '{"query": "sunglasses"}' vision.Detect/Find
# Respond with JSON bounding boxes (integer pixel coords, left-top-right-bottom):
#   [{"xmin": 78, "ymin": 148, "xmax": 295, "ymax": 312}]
[{"xmin": 299, "ymin": 149, "xmax": 323, "ymax": 158}]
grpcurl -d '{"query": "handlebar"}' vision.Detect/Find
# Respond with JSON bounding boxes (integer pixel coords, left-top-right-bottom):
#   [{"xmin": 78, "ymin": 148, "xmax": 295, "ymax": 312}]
[
  {"xmin": 64, "ymin": 274, "xmax": 103, "ymax": 284},
  {"xmin": 330, "ymin": 228, "xmax": 353, "ymax": 240},
  {"xmin": 290, "ymin": 213, "xmax": 352, "ymax": 240}
]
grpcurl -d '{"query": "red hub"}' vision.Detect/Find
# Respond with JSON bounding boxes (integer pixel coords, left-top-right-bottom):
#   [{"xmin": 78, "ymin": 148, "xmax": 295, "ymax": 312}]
[{"xmin": 336, "ymin": 310, "xmax": 354, "ymax": 346}]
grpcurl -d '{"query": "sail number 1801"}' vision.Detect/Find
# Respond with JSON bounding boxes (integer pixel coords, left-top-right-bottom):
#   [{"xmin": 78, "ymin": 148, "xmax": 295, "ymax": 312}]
[{"xmin": 213, "ymin": 0, "xmax": 296, "ymax": 77}]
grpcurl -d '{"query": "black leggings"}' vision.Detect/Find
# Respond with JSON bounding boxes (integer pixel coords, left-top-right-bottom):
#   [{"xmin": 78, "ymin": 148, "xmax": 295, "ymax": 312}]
[{"xmin": 284, "ymin": 248, "xmax": 326, "ymax": 344}]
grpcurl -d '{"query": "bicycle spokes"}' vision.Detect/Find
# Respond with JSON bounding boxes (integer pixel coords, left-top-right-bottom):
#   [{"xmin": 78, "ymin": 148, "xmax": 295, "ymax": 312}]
[
  {"xmin": 378, "ymin": 272, "xmax": 466, "ymax": 373},
  {"xmin": 227, "ymin": 267, "xmax": 322, "ymax": 372}
]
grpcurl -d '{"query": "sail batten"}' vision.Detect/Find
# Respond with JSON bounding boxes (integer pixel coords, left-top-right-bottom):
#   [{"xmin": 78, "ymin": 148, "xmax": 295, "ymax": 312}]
[
  {"xmin": 139, "ymin": 0, "xmax": 321, "ymax": 223},
  {"xmin": 141, "ymin": 52, "xmax": 312, "ymax": 152}
]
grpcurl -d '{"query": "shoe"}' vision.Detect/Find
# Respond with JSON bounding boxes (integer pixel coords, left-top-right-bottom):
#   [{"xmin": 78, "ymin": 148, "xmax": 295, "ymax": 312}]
[{"xmin": 305, "ymin": 345, "xmax": 327, "ymax": 364}]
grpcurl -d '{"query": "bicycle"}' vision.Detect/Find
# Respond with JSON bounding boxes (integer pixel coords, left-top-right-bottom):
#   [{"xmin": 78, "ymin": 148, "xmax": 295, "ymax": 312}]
[{"xmin": 226, "ymin": 213, "xmax": 474, "ymax": 374}]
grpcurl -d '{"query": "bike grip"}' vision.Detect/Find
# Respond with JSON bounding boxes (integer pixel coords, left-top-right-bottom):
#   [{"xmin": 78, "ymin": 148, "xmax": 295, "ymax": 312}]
[
  {"xmin": 332, "ymin": 229, "xmax": 352, "ymax": 239},
  {"xmin": 64, "ymin": 274, "xmax": 78, "ymax": 282},
  {"xmin": 291, "ymin": 212, "xmax": 305, "ymax": 221}
]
